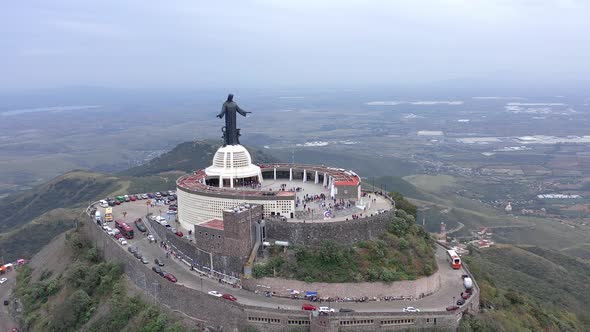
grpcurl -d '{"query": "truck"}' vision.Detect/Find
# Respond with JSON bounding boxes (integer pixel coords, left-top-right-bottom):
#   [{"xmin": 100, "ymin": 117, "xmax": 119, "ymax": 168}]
[
  {"xmin": 105, "ymin": 207, "xmax": 113, "ymax": 222},
  {"xmin": 463, "ymin": 277, "xmax": 473, "ymax": 290}
]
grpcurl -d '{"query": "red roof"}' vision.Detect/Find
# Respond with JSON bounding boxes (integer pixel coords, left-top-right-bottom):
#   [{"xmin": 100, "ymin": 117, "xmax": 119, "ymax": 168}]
[{"xmin": 200, "ymin": 219, "xmax": 224, "ymax": 230}]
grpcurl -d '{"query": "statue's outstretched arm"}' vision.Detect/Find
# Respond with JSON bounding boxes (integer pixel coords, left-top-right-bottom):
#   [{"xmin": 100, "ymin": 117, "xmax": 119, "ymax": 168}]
[
  {"xmin": 236, "ymin": 105, "xmax": 251, "ymax": 117},
  {"xmin": 217, "ymin": 105, "xmax": 226, "ymax": 118}
]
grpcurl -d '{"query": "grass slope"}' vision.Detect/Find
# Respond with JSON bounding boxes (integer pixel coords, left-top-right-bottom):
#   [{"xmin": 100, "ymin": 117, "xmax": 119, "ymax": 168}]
[
  {"xmin": 14, "ymin": 230, "xmax": 194, "ymax": 332},
  {"xmin": 460, "ymin": 246, "xmax": 590, "ymax": 331},
  {"xmin": 254, "ymin": 202, "xmax": 437, "ymax": 283}
]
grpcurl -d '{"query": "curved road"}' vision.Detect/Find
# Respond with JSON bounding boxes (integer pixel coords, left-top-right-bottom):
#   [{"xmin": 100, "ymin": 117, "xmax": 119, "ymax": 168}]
[{"xmin": 94, "ymin": 201, "xmax": 468, "ymax": 313}]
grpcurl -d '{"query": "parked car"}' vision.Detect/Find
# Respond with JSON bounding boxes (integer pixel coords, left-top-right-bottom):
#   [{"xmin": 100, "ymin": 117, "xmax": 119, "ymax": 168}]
[
  {"xmin": 147, "ymin": 235, "xmax": 156, "ymax": 243},
  {"xmin": 0, "ymin": 278, "xmax": 7, "ymax": 284},
  {"xmin": 124, "ymin": 195, "xmax": 130, "ymax": 202},
  {"xmin": 168, "ymin": 205, "xmax": 177, "ymax": 211},
  {"xmin": 154, "ymin": 258, "xmax": 165, "ymax": 266},
  {"xmin": 155, "ymin": 192, "xmax": 162, "ymax": 198},
  {"xmin": 168, "ymin": 195, "xmax": 176, "ymax": 202},
  {"xmin": 339, "ymin": 308, "xmax": 355, "ymax": 313},
  {"xmin": 446, "ymin": 305, "xmax": 460, "ymax": 311},
  {"xmin": 167, "ymin": 210, "xmax": 177, "ymax": 214},
  {"xmin": 114, "ymin": 234, "xmax": 123, "ymax": 240},
  {"xmin": 128, "ymin": 246, "xmax": 137, "ymax": 254},
  {"xmin": 99, "ymin": 200, "xmax": 108, "ymax": 208},
  {"xmin": 461, "ymin": 292, "xmax": 470, "ymax": 300},
  {"xmin": 118, "ymin": 238, "xmax": 127, "ymax": 245},
  {"xmin": 457, "ymin": 299, "xmax": 466, "ymax": 306},
  {"xmin": 147, "ymin": 193, "xmax": 155, "ymax": 199},
  {"xmin": 130, "ymin": 195, "xmax": 137, "ymax": 201},
  {"xmin": 302, "ymin": 304, "xmax": 317, "ymax": 311},
  {"xmin": 208, "ymin": 291, "xmax": 222, "ymax": 297},
  {"xmin": 161, "ymin": 191, "xmax": 169, "ymax": 197},
  {"xmin": 163, "ymin": 273, "xmax": 177, "ymax": 282},
  {"xmin": 318, "ymin": 307, "xmax": 335, "ymax": 313},
  {"xmin": 142, "ymin": 194, "xmax": 148, "ymax": 199},
  {"xmin": 152, "ymin": 266, "xmax": 162, "ymax": 275},
  {"xmin": 135, "ymin": 219, "xmax": 147, "ymax": 232},
  {"xmin": 115, "ymin": 200, "xmax": 121, "ymax": 205},
  {"xmin": 134, "ymin": 251, "xmax": 142, "ymax": 259},
  {"xmin": 402, "ymin": 307, "xmax": 420, "ymax": 313},
  {"xmin": 175, "ymin": 231, "xmax": 184, "ymax": 237},
  {"xmin": 141, "ymin": 257, "xmax": 149, "ymax": 264},
  {"xmin": 222, "ymin": 293, "xmax": 237, "ymax": 301},
  {"xmin": 3, "ymin": 300, "xmax": 8, "ymax": 305},
  {"xmin": 107, "ymin": 199, "xmax": 116, "ymax": 206},
  {"xmin": 115, "ymin": 195, "xmax": 125, "ymax": 203}
]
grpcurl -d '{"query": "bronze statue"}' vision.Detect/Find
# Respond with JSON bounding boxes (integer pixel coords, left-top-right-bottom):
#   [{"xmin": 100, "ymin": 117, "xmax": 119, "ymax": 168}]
[{"xmin": 217, "ymin": 94, "xmax": 251, "ymax": 146}]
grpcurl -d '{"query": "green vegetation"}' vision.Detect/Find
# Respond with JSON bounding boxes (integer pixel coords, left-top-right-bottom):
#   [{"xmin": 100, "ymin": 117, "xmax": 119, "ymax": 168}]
[
  {"xmin": 121, "ymin": 140, "xmax": 278, "ymax": 177},
  {"xmin": 14, "ymin": 230, "xmax": 194, "ymax": 332},
  {"xmin": 253, "ymin": 204, "xmax": 437, "ymax": 283},
  {"xmin": 459, "ymin": 246, "xmax": 590, "ymax": 331}
]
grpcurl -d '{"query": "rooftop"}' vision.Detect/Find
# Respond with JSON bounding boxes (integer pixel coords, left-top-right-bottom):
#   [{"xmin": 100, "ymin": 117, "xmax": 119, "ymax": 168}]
[{"xmin": 199, "ymin": 219, "xmax": 224, "ymax": 231}]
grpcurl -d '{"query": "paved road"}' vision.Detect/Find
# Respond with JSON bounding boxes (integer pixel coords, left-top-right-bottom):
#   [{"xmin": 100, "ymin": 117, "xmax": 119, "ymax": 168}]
[
  {"xmin": 0, "ymin": 270, "xmax": 18, "ymax": 331},
  {"xmin": 96, "ymin": 200, "xmax": 467, "ymax": 313}
]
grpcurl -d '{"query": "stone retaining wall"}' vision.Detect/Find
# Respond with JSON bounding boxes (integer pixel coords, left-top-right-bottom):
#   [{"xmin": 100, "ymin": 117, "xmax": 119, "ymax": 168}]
[
  {"xmin": 265, "ymin": 209, "xmax": 394, "ymax": 247},
  {"xmin": 146, "ymin": 217, "xmax": 244, "ymax": 276},
  {"xmin": 243, "ymin": 272, "xmax": 441, "ymax": 299}
]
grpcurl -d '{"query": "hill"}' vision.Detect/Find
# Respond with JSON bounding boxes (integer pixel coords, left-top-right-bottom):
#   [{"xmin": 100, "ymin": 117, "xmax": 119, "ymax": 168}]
[
  {"xmin": 120, "ymin": 140, "xmax": 279, "ymax": 177},
  {"xmin": 12, "ymin": 230, "xmax": 194, "ymax": 332},
  {"xmin": 460, "ymin": 245, "xmax": 590, "ymax": 331}
]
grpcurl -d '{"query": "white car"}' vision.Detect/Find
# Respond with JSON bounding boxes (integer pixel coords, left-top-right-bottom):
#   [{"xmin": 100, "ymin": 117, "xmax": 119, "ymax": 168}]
[
  {"xmin": 99, "ymin": 200, "xmax": 108, "ymax": 208},
  {"xmin": 103, "ymin": 226, "xmax": 112, "ymax": 232},
  {"xmin": 208, "ymin": 290, "xmax": 222, "ymax": 297},
  {"xmin": 167, "ymin": 210, "xmax": 177, "ymax": 214},
  {"xmin": 0, "ymin": 278, "xmax": 7, "ymax": 284},
  {"xmin": 403, "ymin": 307, "xmax": 420, "ymax": 313},
  {"xmin": 118, "ymin": 238, "xmax": 128, "ymax": 245},
  {"xmin": 318, "ymin": 307, "xmax": 335, "ymax": 313}
]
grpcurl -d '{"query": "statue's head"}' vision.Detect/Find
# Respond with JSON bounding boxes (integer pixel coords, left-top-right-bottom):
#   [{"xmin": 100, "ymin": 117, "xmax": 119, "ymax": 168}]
[{"xmin": 227, "ymin": 94, "xmax": 234, "ymax": 102}]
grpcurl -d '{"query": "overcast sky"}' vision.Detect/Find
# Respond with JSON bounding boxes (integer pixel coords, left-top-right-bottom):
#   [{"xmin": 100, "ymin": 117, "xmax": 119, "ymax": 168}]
[{"xmin": 1, "ymin": 0, "xmax": 589, "ymax": 90}]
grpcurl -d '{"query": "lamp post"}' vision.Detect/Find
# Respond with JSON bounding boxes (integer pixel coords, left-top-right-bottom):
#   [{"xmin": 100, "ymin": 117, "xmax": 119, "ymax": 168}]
[{"xmin": 452, "ymin": 296, "xmax": 455, "ymax": 306}]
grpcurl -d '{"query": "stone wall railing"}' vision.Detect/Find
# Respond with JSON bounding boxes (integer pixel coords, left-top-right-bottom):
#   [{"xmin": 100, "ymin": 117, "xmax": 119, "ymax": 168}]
[{"xmin": 265, "ymin": 208, "xmax": 394, "ymax": 247}]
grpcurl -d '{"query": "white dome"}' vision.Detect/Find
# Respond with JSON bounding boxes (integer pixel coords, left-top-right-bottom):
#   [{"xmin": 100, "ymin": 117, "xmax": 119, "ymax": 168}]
[{"xmin": 205, "ymin": 145, "xmax": 262, "ymax": 180}]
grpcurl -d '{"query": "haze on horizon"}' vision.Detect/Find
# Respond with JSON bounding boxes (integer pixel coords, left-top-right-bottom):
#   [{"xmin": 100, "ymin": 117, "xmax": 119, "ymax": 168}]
[{"xmin": 1, "ymin": 0, "xmax": 589, "ymax": 91}]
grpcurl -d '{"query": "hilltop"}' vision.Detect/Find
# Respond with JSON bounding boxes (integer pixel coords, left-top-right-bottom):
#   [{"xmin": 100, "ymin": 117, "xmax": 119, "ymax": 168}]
[{"xmin": 0, "ymin": 142, "xmax": 276, "ymax": 262}]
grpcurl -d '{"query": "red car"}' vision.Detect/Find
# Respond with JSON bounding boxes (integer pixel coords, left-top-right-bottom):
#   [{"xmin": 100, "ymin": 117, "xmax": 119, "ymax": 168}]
[
  {"xmin": 114, "ymin": 233, "xmax": 123, "ymax": 240},
  {"xmin": 163, "ymin": 273, "xmax": 177, "ymax": 283},
  {"xmin": 175, "ymin": 231, "xmax": 184, "ymax": 237},
  {"xmin": 115, "ymin": 200, "xmax": 121, "ymax": 205},
  {"xmin": 461, "ymin": 292, "xmax": 471, "ymax": 300},
  {"xmin": 130, "ymin": 195, "xmax": 137, "ymax": 201},
  {"xmin": 302, "ymin": 304, "xmax": 317, "ymax": 311},
  {"xmin": 222, "ymin": 293, "xmax": 237, "ymax": 301},
  {"xmin": 446, "ymin": 305, "xmax": 460, "ymax": 311}
]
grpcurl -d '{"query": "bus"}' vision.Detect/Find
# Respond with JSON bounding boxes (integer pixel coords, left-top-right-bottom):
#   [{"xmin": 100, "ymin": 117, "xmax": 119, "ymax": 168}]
[
  {"xmin": 447, "ymin": 249, "xmax": 461, "ymax": 269},
  {"xmin": 105, "ymin": 207, "xmax": 113, "ymax": 222},
  {"xmin": 115, "ymin": 220, "xmax": 134, "ymax": 239}
]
